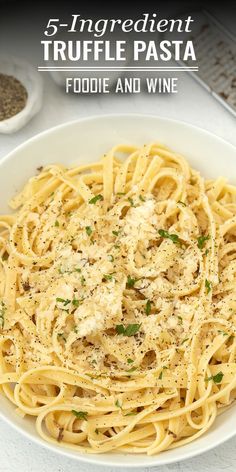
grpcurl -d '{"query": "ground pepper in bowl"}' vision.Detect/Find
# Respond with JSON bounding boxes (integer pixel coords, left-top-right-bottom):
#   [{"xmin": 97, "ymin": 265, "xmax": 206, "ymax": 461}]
[{"xmin": 0, "ymin": 73, "xmax": 28, "ymax": 121}]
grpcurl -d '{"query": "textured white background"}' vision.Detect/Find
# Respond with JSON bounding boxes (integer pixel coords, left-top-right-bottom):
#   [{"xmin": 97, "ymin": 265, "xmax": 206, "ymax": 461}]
[{"xmin": 0, "ymin": 6, "xmax": 236, "ymax": 472}]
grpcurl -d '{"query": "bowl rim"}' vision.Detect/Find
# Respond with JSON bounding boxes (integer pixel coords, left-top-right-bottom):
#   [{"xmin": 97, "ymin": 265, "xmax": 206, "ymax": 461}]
[
  {"xmin": 0, "ymin": 112, "xmax": 236, "ymax": 468},
  {"xmin": 1, "ymin": 112, "xmax": 236, "ymax": 162}
]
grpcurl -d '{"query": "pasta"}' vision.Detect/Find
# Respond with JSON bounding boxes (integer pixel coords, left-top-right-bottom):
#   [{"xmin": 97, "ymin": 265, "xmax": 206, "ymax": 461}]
[{"xmin": 0, "ymin": 142, "xmax": 236, "ymax": 455}]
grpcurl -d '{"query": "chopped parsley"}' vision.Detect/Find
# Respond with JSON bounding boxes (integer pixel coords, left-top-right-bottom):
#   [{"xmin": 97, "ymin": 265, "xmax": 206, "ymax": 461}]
[
  {"xmin": 115, "ymin": 399, "xmax": 122, "ymax": 409},
  {"xmin": 205, "ymin": 279, "xmax": 212, "ymax": 294},
  {"xmin": 158, "ymin": 229, "xmax": 179, "ymax": 244},
  {"xmin": 217, "ymin": 330, "xmax": 228, "ymax": 336},
  {"xmin": 116, "ymin": 323, "xmax": 141, "ymax": 337},
  {"xmin": 177, "ymin": 316, "xmax": 183, "ymax": 324},
  {"xmin": 206, "ymin": 371, "xmax": 224, "ymax": 384},
  {"xmin": 127, "ymin": 358, "xmax": 134, "ymax": 364},
  {"xmin": 95, "ymin": 428, "xmax": 99, "ymax": 434},
  {"xmin": 117, "ymin": 192, "xmax": 125, "ymax": 196},
  {"xmin": 56, "ymin": 297, "xmax": 70, "ymax": 306},
  {"xmin": 158, "ymin": 367, "xmax": 167, "ymax": 379},
  {"xmin": 75, "ymin": 268, "xmax": 81, "ymax": 273},
  {"xmin": 139, "ymin": 194, "xmax": 145, "ymax": 202},
  {"xmin": 71, "ymin": 410, "xmax": 88, "ymax": 420},
  {"xmin": 181, "ymin": 338, "xmax": 189, "ymax": 345},
  {"xmin": 0, "ymin": 301, "xmax": 6, "ymax": 328},
  {"xmin": 54, "ymin": 220, "xmax": 59, "ymax": 227},
  {"xmin": 145, "ymin": 299, "xmax": 151, "ymax": 316},
  {"xmin": 89, "ymin": 194, "xmax": 103, "ymax": 204},
  {"xmin": 85, "ymin": 226, "xmax": 93, "ymax": 236},
  {"xmin": 112, "ymin": 230, "xmax": 120, "ymax": 237},
  {"xmin": 125, "ymin": 412, "xmax": 137, "ymax": 416},
  {"xmin": 72, "ymin": 298, "xmax": 80, "ymax": 307},
  {"xmin": 128, "ymin": 197, "xmax": 135, "ymax": 207},
  {"xmin": 197, "ymin": 234, "xmax": 210, "ymax": 249},
  {"xmin": 127, "ymin": 275, "xmax": 137, "ymax": 288},
  {"xmin": 103, "ymin": 274, "xmax": 115, "ymax": 281}
]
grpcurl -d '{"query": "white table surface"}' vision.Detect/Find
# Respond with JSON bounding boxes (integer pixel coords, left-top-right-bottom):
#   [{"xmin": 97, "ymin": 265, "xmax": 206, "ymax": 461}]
[{"xmin": 1, "ymin": 9, "xmax": 236, "ymax": 472}]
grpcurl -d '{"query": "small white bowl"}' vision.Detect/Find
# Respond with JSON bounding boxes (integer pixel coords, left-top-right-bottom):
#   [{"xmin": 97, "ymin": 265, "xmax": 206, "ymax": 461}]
[{"xmin": 0, "ymin": 55, "xmax": 43, "ymax": 134}]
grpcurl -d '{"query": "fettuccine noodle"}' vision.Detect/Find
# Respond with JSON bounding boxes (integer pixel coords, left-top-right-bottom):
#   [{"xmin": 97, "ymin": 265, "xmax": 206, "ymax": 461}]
[{"xmin": 0, "ymin": 142, "xmax": 236, "ymax": 455}]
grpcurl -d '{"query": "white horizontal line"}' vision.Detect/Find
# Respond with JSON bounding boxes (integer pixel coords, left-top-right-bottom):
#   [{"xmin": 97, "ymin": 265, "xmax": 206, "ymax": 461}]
[
  {"xmin": 38, "ymin": 66, "xmax": 198, "ymax": 69},
  {"xmin": 38, "ymin": 67, "xmax": 199, "ymax": 72}
]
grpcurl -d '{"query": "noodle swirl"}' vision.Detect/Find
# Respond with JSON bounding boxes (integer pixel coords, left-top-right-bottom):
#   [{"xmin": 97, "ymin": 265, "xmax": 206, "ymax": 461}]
[{"xmin": 0, "ymin": 142, "xmax": 236, "ymax": 455}]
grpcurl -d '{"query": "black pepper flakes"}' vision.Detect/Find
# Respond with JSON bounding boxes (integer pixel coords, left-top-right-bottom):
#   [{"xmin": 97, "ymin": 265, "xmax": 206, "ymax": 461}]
[{"xmin": 0, "ymin": 74, "xmax": 28, "ymax": 121}]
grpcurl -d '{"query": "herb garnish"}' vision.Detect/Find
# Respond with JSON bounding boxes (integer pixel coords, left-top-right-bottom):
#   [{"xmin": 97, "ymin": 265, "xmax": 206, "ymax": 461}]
[
  {"xmin": 206, "ymin": 372, "xmax": 224, "ymax": 384},
  {"xmin": 139, "ymin": 194, "xmax": 145, "ymax": 202},
  {"xmin": 56, "ymin": 297, "xmax": 71, "ymax": 306},
  {"xmin": 116, "ymin": 323, "xmax": 141, "ymax": 337},
  {"xmin": 127, "ymin": 358, "xmax": 134, "ymax": 364},
  {"xmin": 85, "ymin": 226, "xmax": 92, "ymax": 236},
  {"xmin": 127, "ymin": 275, "xmax": 138, "ymax": 288},
  {"xmin": 71, "ymin": 410, "xmax": 88, "ymax": 420},
  {"xmin": 158, "ymin": 229, "xmax": 179, "ymax": 244},
  {"xmin": 103, "ymin": 274, "xmax": 115, "ymax": 281},
  {"xmin": 72, "ymin": 298, "xmax": 80, "ymax": 307},
  {"xmin": 81, "ymin": 276, "xmax": 86, "ymax": 286},
  {"xmin": 55, "ymin": 220, "xmax": 59, "ymax": 227},
  {"xmin": 197, "ymin": 234, "xmax": 210, "ymax": 249},
  {"xmin": 128, "ymin": 197, "xmax": 135, "ymax": 207},
  {"xmin": 115, "ymin": 399, "xmax": 122, "ymax": 409},
  {"xmin": 205, "ymin": 279, "xmax": 211, "ymax": 294},
  {"xmin": 145, "ymin": 300, "xmax": 151, "ymax": 316},
  {"xmin": 89, "ymin": 194, "xmax": 103, "ymax": 204},
  {"xmin": 112, "ymin": 230, "xmax": 120, "ymax": 237},
  {"xmin": 159, "ymin": 366, "xmax": 168, "ymax": 379}
]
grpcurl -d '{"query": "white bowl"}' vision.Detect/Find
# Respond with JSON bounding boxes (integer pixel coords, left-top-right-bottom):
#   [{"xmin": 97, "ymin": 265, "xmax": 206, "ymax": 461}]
[
  {"xmin": 0, "ymin": 55, "xmax": 43, "ymax": 134},
  {"xmin": 0, "ymin": 114, "xmax": 236, "ymax": 468}
]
